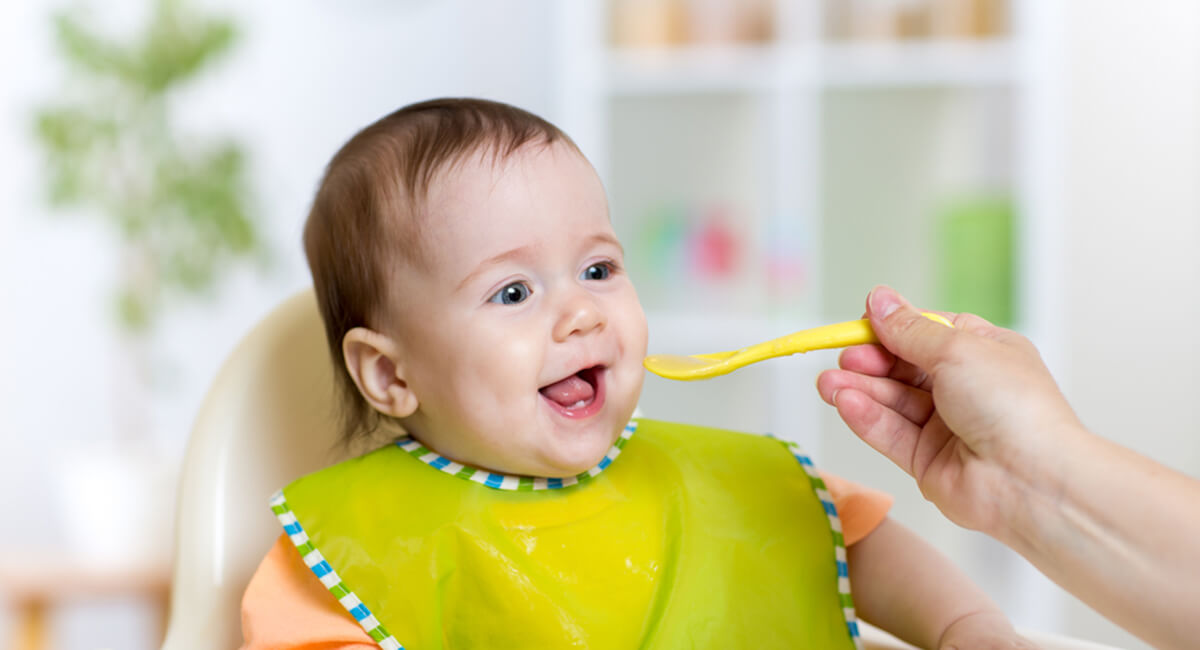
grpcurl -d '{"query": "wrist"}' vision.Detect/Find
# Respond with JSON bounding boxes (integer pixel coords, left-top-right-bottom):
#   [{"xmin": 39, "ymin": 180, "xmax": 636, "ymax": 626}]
[
  {"xmin": 984, "ymin": 419, "xmax": 1093, "ymax": 553},
  {"xmin": 936, "ymin": 609, "xmax": 1015, "ymax": 650}
]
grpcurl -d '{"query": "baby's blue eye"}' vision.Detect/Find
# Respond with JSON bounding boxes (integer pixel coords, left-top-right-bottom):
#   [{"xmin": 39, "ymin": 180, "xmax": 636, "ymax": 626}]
[
  {"xmin": 581, "ymin": 263, "xmax": 611, "ymax": 281},
  {"xmin": 489, "ymin": 282, "xmax": 531, "ymax": 305}
]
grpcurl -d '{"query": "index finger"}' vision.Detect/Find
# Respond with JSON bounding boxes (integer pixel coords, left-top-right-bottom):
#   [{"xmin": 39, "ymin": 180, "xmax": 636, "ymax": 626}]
[{"xmin": 839, "ymin": 343, "xmax": 933, "ymax": 391}]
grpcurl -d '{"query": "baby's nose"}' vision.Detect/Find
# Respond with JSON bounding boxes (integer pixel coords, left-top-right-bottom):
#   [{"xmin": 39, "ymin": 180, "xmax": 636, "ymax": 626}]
[{"xmin": 553, "ymin": 290, "xmax": 606, "ymax": 341}]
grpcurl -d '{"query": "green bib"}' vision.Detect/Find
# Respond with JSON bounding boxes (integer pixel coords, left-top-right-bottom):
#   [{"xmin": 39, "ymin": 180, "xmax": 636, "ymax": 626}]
[{"xmin": 272, "ymin": 418, "xmax": 862, "ymax": 649}]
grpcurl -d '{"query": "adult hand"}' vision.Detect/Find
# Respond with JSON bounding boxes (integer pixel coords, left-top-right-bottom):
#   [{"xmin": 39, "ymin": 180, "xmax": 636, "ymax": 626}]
[
  {"xmin": 817, "ymin": 285, "xmax": 1200, "ymax": 650},
  {"xmin": 816, "ymin": 286, "xmax": 1084, "ymax": 538}
]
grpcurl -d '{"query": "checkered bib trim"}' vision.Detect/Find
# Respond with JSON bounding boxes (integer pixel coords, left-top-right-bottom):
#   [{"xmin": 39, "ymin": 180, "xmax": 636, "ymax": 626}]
[
  {"xmin": 783, "ymin": 439, "xmax": 865, "ymax": 650},
  {"xmin": 270, "ymin": 491, "xmax": 404, "ymax": 650},
  {"xmin": 393, "ymin": 420, "xmax": 638, "ymax": 490},
  {"xmin": 271, "ymin": 422, "xmax": 862, "ymax": 650}
]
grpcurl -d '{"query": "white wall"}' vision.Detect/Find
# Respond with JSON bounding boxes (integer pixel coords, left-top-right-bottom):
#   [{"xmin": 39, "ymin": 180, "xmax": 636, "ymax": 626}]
[{"xmin": 1059, "ymin": 2, "xmax": 1200, "ymax": 647}]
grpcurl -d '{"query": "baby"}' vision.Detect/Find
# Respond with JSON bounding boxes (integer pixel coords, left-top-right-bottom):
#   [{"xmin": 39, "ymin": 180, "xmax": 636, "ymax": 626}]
[{"xmin": 240, "ymin": 98, "xmax": 1032, "ymax": 649}]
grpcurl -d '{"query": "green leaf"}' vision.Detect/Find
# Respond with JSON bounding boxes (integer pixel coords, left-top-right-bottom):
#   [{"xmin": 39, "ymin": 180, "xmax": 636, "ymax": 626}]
[
  {"xmin": 116, "ymin": 288, "xmax": 153, "ymax": 332},
  {"xmin": 52, "ymin": 13, "xmax": 139, "ymax": 82},
  {"xmin": 139, "ymin": 3, "xmax": 237, "ymax": 92}
]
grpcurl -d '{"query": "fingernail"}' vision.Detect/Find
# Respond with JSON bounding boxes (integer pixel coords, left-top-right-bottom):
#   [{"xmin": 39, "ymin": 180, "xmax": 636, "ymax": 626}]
[
  {"xmin": 831, "ymin": 389, "xmax": 841, "ymax": 406},
  {"xmin": 869, "ymin": 286, "xmax": 901, "ymax": 319}
]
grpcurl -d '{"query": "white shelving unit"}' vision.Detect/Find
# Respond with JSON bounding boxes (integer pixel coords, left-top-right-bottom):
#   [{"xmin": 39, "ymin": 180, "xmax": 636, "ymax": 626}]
[
  {"xmin": 551, "ymin": 0, "xmax": 1062, "ymax": 450},
  {"xmin": 550, "ymin": 0, "xmax": 1067, "ymax": 632}
]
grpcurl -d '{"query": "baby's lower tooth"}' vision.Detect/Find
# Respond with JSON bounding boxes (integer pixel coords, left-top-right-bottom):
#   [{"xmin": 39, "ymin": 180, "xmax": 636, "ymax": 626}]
[{"xmin": 572, "ymin": 400, "xmax": 586, "ymax": 408}]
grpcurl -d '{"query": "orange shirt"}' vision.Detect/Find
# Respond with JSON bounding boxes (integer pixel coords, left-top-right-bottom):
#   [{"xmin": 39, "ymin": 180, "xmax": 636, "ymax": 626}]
[{"xmin": 240, "ymin": 471, "xmax": 891, "ymax": 649}]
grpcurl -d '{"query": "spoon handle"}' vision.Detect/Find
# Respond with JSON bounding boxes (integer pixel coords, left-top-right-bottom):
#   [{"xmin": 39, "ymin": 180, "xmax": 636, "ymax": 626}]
[
  {"xmin": 780, "ymin": 319, "xmax": 878, "ymax": 353},
  {"xmin": 741, "ymin": 312, "xmax": 951, "ymax": 364},
  {"xmin": 739, "ymin": 319, "xmax": 876, "ymax": 365}
]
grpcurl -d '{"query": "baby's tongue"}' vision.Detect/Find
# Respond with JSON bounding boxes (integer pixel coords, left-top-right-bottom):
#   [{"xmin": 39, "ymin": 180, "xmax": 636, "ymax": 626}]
[{"xmin": 540, "ymin": 373, "xmax": 594, "ymax": 407}]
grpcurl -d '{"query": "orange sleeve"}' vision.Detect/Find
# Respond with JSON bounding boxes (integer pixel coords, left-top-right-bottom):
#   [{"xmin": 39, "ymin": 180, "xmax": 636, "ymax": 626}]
[
  {"xmin": 240, "ymin": 534, "xmax": 377, "ymax": 650},
  {"xmin": 817, "ymin": 471, "xmax": 894, "ymax": 547}
]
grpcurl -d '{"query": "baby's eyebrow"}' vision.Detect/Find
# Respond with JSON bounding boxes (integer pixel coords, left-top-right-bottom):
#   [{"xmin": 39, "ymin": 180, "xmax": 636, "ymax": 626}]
[
  {"xmin": 455, "ymin": 232, "xmax": 624, "ymax": 293},
  {"xmin": 585, "ymin": 232, "xmax": 625, "ymax": 255},
  {"xmin": 456, "ymin": 244, "xmax": 538, "ymax": 292}
]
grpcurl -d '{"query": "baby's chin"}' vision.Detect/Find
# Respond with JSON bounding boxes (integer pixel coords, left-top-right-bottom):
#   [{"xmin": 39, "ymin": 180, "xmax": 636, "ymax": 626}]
[
  {"xmin": 524, "ymin": 431, "xmax": 622, "ymax": 477},
  {"xmin": 526, "ymin": 448, "xmax": 609, "ymax": 478}
]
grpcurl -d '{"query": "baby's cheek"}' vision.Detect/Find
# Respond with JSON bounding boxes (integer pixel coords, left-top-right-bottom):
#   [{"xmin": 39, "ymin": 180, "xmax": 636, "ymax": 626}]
[
  {"xmin": 488, "ymin": 338, "xmax": 542, "ymax": 380},
  {"xmin": 632, "ymin": 321, "xmax": 649, "ymax": 357},
  {"xmin": 623, "ymin": 299, "xmax": 650, "ymax": 356}
]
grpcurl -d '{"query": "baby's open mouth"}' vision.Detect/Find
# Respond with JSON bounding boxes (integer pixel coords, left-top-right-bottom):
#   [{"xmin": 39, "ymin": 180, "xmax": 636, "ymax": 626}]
[{"xmin": 539, "ymin": 365, "xmax": 604, "ymax": 414}]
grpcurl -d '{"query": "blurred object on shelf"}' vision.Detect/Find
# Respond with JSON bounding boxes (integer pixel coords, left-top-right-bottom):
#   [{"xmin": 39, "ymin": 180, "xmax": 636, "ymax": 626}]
[
  {"xmin": 632, "ymin": 201, "xmax": 688, "ymax": 305},
  {"xmin": 610, "ymin": 0, "xmax": 774, "ymax": 47},
  {"xmin": 688, "ymin": 206, "xmax": 740, "ymax": 278},
  {"xmin": 610, "ymin": 0, "xmax": 687, "ymax": 47},
  {"xmin": 895, "ymin": 2, "xmax": 935, "ymax": 40},
  {"xmin": 608, "ymin": 0, "xmax": 1007, "ymax": 48},
  {"xmin": 936, "ymin": 193, "xmax": 1014, "ymax": 326},
  {"xmin": 629, "ymin": 200, "xmax": 750, "ymax": 312},
  {"xmin": 929, "ymin": 0, "xmax": 1006, "ymax": 39},
  {"xmin": 766, "ymin": 218, "xmax": 810, "ymax": 309},
  {"xmin": 827, "ymin": 0, "xmax": 923, "ymax": 41},
  {"xmin": 0, "ymin": 552, "xmax": 170, "ymax": 650},
  {"xmin": 931, "ymin": 0, "xmax": 1008, "ymax": 39},
  {"xmin": 685, "ymin": 0, "xmax": 774, "ymax": 44},
  {"xmin": 826, "ymin": 0, "xmax": 1007, "ymax": 42}
]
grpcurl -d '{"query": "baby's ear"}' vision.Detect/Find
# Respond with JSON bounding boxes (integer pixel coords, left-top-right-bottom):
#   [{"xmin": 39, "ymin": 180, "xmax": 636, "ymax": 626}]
[{"xmin": 342, "ymin": 327, "xmax": 419, "ymax": 418}]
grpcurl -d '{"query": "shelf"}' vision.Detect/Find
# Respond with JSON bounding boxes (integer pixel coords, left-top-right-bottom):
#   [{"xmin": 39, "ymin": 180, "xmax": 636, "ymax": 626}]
[
  {"xmin": 607, "ymin": 44, "xmax": 788, "ymax": 95},
  {"xmin": 562, "ymin": 0, "xmax": 1054, "ymax": 467},
  {"xmin": 605, "ymin": 40, "xmax": 1015, "ymax": 95},
  {"xmin": 821, "ymin": 40, "xmax": 1016, "ymax": 88}
]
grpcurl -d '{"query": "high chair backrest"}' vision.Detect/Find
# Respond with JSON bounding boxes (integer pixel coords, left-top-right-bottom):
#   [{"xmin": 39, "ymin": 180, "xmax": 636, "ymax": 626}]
[{"xmin": 163, "ymin": 288, "xmax": 351, "ymax": 650}]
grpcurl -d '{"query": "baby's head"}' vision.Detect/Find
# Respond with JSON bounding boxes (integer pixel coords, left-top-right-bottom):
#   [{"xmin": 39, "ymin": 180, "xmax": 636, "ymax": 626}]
[{"xmin": 304, "ymin": 98, "xmax": 648, "ymax": 477}]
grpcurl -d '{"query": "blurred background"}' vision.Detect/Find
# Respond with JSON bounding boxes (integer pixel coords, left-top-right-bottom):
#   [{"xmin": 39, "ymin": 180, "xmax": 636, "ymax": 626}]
[{"xmin": 1, "ymin": 0, "xmax": 1197, "ymax": 648}]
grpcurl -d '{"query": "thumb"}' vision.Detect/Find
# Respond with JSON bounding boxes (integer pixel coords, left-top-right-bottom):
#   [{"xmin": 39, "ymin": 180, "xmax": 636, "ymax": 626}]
[{"xmin": 866, "ymin": 285, "xmax": 956, "ymax": 371}]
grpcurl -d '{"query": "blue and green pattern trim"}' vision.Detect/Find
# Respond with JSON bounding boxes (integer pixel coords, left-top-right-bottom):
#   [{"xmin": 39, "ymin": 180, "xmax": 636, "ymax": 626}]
[
  {"xmin": 783, "ymin": 438, "xmax": 865, "ymax": 650},
  {"xmin": 394, "ymin": 420, "xmax": 638, "ymax": 490},
  {"xmin": 269, "ymin": 490, "xmax": 405, "ymax": 650}
]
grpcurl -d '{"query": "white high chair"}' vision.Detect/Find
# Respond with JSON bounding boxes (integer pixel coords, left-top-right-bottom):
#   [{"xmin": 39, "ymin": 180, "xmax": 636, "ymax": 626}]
[
  {"xmin": 163, "ymin": 289, "xmax": 1122, "ymax": 650},
  {"xmin": 163, "ymin": 289, "xmax": 353, "ymax": 649}
]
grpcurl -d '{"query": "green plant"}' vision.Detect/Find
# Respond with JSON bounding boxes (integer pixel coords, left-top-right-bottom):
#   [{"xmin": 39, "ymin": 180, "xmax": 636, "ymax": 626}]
[{"xmin": 34, "ymin": 0, "xmax": 264, "ymax": 334}]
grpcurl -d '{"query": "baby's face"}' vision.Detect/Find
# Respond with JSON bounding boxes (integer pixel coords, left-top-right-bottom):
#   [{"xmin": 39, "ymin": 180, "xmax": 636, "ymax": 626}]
[{"xmin": 383, "ymin": 142, "xmax": 648, "ymax": 477}]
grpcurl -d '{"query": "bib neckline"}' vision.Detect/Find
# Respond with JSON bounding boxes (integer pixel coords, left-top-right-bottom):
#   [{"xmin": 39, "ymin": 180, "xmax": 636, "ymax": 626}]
[{"xmin": 393, "ymin": 420, "xmax": 638, "ymax": 490}]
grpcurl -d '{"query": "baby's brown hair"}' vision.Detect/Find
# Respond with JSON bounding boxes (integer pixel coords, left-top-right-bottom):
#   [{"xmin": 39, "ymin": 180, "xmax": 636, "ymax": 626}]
[{"xmin": 303, "ymin": 98, "xmax": 579, "ymax": 444}]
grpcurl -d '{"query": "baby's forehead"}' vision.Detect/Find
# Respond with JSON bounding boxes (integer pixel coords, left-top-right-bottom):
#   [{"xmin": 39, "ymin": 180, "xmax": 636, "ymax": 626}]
[
  {"xmin": 419, "ymin": 142, "xmax": 585, "ymax": 230},
  {"xmin": 427, "ymin": 140, "xmax": 570, "ymax": 197},
  {"xmin": 387, "ymin": 139, "xmax": 602, "ymax": 263},
  {"xmin": 372, "ymin": 153, "xmax": 504, "ymax": 274},
  {"xmin": 382, "ymin": 144, "xmax": 518, "ymax": 241}
]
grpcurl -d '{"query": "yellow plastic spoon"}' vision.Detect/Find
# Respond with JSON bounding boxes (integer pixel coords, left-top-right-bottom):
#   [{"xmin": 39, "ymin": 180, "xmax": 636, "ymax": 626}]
[{"xmin": 643, "ymin": 312, "xmax": 954, "ymax": 381}]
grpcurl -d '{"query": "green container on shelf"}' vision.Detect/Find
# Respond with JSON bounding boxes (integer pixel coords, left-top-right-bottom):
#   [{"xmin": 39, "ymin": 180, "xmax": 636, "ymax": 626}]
[{"xmin": 936, "ymin": 194, "xmax": 1015, "ymax": 327}]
